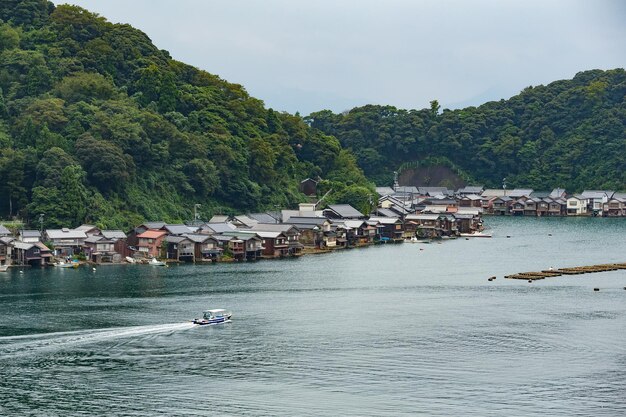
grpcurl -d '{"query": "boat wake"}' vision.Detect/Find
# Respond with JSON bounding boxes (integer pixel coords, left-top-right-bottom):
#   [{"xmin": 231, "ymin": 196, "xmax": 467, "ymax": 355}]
[{"xmin": 0, "ymin": 322, "xmax": 195, "ymax": 359}]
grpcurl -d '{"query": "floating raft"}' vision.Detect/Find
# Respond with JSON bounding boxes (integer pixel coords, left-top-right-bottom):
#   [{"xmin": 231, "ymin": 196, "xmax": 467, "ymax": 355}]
[{"xmin": 504, "ymin": 263, "xmax": 626, "ymax": 280}]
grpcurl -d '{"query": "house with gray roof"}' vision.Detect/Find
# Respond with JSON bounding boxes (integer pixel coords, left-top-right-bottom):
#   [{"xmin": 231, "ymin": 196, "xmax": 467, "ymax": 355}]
[
  {"xmin": 208, "ymin": 215, "xmax": 230, "ymax": 224},
  {"xmin": 18, "ymin": 230, "xmax": 41, "ymax": 243},
  {"xmin": 323, "ymin": 204, "xmax": 365, "ymax": 220},
  {"xmin": 0, "ymin": 224, "xmax": 11, "ymax": 237},
  {"xmin": 161, "ymin": 224, "xmax": 193, "ymax": 235},
  {"xmin": 101, "ymin": 230, "xmax": 127, "ymax": 240},
  {"xmin": 247, "ymin": 212, "xmax": 280, "ymax": 224},
  {"xmin": 508, "ymin": 189, "xmax": 533, "ymax": 198},
  {"xmin": 457, "ymin": 185, "xmax": 484, "ymax": 195},
  {"xmin": 418, "ymin": 187, "xmax": 453, "ymax": 197},
  {"xmin": 45, "ymin": 228, "xmax": 88, "ymax": 256},
  {"xmin": 375, "ymin": 186, "xmax": 395, "ymax": 196}
]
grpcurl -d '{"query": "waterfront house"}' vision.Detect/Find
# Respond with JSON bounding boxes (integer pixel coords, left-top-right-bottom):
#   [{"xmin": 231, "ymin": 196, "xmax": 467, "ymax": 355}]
[
  {"xmin": 84, "ymin": 236, "xmax": 117, "ymax": 263},
  {"xmin": 548, "ymin": 198, "xmax": 567, "ymax": 216},
  {"xmin": 249, "ymin": 224, "xmax": 303, "ymax": 255},
  {"xmin": 221, "ymin": 232, "xmax": 264, "ymax": 260},
  {"xmin": 0, "ymin": 237, "xmax": 13, "ymax": 266},
  {"xmin": 481, "ymin": 189, "xmax": 508, "ymax": 199},
  {"xmin": 492, "ymin": 196, "xmax": 513, "ymax": 215},
  {"xmin": 536, "ymin": 198, "xmax": 550, "ymax": 217},
  {"xmin": 322, "ymin": 230, "xmax": 337, "ymax": 248},
  {"xmin": 18, "ymin": 230, "xmax": 41, "ymax": 243},
  {"xmin": 523, "ymin": 198, "xmax": 538, "ymax": 216},
  {"xmin": 45, "ymin": 228, "xmax": 88, "ymax": 256},
  {"xmin": 334, "ymin": 220, "xmax": 374, "ymax": 246},
  {"xmin": 11, "ymin": 241, "xmax": 52, "ymax": 266},
  {"xmin": 127, "ymin": 222, "xmax": 166, "ymax": 248},
  {"xmin": 136, "ymin": 230, "xmax": 167, "ymax": 258},
  {"xmin": 101, "ymin": 230, "xmax": 130, "ymax": 258},
  {"xmin": 603, "ymin": 193, "xmax": 626, "ymax": 217},
  {"xmin": 283, "ymin": 216, "xmax": 330, "ymax": 247},
  {"xmin": 405, "ymin": 214, "xmax": 441, "ymax": 238},
  {"xmin": 509, "ymin": 189, "xmax": 534, "ymax": 199},
  {"xmin": 165, "ymin": 235, "xmax": 196, "ymax": 261},
  {"xmin": 248, "ymin": 231, "xmax": 291, "ymax": 258},
  {"xmin": 185, "ymin": 234, "xmax": 222, "ymax": 262},
  {"xmin": 459, "ymin": 194, "xmax": 483, "ymax": 208},
  {"xmin": 212, "ymin": 235, "xmax": 245, "ymax": 260},
  {"xmin": 566, "ymin": 195, "xmax": 588, "ymax": 216},
  {"xmin": 453, "ymin": 213, "xmax": 481, "ymax": 234},
  {"xmin": 368, "ymin": 216, "xmax": 404, "ymax": 241},
  {"xmin": 581, "ymin": 190, "xmax": 613, "ymax": 215}
]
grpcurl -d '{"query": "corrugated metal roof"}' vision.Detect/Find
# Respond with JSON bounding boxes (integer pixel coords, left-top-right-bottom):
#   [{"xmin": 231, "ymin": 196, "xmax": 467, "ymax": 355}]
[
  {"xmin": 325, "ymin": 204, "xmax": 364, "ymax": 219},
  {"xmin": 46, "ymin": 229, "xmax": 87, "ymax": 239}
]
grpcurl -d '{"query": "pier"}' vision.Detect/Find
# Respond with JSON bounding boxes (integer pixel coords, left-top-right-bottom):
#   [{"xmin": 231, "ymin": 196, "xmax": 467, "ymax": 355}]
[{"xmin": 504, "ymin": 263, "xmax": 626, "ymax": 280}]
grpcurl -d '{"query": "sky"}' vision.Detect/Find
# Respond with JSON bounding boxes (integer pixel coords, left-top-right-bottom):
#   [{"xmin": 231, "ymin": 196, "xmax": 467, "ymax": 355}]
[{"xmin": 61, "ymin": 0, "xmax": 626, "ymax": 115}]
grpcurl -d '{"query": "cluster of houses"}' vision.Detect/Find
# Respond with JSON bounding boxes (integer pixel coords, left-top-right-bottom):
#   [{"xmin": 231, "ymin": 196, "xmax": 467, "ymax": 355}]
[
  {"xmin": 376, "ymin": 185, "xmax": 626, "ymax": 217},
  {"xmin": 0, "ymin": 195, "xmax": 484, "ymax": 267},
  {"xmin": 1, "ymin": 182, "xmax": 622, "ymax": 268}
]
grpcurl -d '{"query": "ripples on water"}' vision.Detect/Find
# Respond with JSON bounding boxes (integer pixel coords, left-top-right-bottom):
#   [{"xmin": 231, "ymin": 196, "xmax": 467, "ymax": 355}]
[{"xmin": 0, "ymin": 217, "xmax": 625, "ymax": 416}]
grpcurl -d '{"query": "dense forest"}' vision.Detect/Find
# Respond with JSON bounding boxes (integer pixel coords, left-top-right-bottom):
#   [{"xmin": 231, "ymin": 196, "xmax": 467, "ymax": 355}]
[
  {"xmin": 308, "ymin": 69, "xmax": 626, "ymax": 191},
  {"xmin": 0, "ymin": 0, "xmax": 373, "ymax": 228}
]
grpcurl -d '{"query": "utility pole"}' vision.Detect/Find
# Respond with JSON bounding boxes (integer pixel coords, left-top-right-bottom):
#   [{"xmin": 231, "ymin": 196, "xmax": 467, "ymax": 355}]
[
  {"xmin": 194, "ymin": 204, "xmax": 201, "ymax": 224},
  {"xmin": 39, "ymin": 214, "xmax": 44, "ymax": 234},
  {"xmin": 502, "ymin": 178, "xmax": 507, "ymax": 196}
]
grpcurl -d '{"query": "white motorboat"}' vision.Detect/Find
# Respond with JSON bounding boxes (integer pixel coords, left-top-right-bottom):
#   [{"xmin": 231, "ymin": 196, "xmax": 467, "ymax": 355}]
[
  {"xmin": 55, "ymin": 261, "xmax": 79, "ymax": 268},
  {"xmin": 460, "ymin": 231, "xmax": 492, "ymax": 238},
  {"xmin": 0, "ymin": 265, "xmax": 8, "ymax": 272},
  {"xmin": 192, "ymin": 309, "xmax": 233, "ymax": 325},
  {"xmin": 125, "ymin": 256, "xmax": 136, "ymax": 264},
  {"xmin": 148, "ymin": 258, "xmax": 166, "ymax": 266}
]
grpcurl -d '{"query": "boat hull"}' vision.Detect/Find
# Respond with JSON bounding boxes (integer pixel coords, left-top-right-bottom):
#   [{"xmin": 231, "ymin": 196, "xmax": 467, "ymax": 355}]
[{"xmin": 193, "ymin": 316, "xmax": 232, "ymax": 326}]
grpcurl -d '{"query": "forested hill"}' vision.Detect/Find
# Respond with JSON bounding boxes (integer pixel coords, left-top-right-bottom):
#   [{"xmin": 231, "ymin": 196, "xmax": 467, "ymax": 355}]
[
  {"xmin": 308, "ymin": 69, "xmax": 626, "ymax": 191},
  {"xmin": 0, "ymin": 0, "xmax": 372, "ymax": 228}
]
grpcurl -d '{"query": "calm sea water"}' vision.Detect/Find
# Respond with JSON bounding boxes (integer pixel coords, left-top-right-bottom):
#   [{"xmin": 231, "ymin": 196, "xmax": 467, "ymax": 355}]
[{"xmin": 1, "ymin": 217, "xmax": 625, "ymax": 416}]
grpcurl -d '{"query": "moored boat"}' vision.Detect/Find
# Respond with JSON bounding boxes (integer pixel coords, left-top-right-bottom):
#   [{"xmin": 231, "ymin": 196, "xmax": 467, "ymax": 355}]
[
  {"xmin": 192, "ymin": 309, "xmax": 233, "ymax": 325},
  {"xmin": 55, "ymin": 261, "xmax": 79, "ymax": 268},
  {"xmin": 148, "ymin": 258, "xmax": 166, "ymax": 266},
  {"xmin": 0, "ymin": 265, "xmax": 8, "ymax": 272},
  {"xmin": 125, "ymin": 256, "xmax": 136, "ymax": 264}
]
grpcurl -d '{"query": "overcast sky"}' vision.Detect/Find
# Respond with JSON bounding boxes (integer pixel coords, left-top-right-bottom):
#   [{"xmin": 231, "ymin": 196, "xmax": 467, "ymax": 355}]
[{"xmin": 61, "ymin": 0, "xmax": 626, "ymax": 115}]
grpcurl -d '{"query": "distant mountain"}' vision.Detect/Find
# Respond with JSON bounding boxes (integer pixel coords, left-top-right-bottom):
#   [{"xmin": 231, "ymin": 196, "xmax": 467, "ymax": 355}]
[
  {"xmin": 0, "ymin": 0, "xmax": 372, "ymax": 228},
  {"xmin": 308, "ymin": 69, "xmax": 626, "ymax": 191}
]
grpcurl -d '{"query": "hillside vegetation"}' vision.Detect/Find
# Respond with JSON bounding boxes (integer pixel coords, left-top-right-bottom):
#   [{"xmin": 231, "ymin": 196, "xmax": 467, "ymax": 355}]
[
  {"xmin": 0, "ymin": 0, "xmax": 372, "ymax": 228},
  {"xmin": 308, "ymin": 69, "xmax": 626, "ymax": 191}
]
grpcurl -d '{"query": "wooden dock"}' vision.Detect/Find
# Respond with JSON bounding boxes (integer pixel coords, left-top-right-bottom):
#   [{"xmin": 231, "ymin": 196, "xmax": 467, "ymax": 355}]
[{"xmin": 504, "ymin": 263, "xmax": 626, "ymax": 280}]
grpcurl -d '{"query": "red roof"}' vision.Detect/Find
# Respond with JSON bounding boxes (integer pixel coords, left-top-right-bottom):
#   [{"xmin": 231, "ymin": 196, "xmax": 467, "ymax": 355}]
[{"xmin": 137, "ymin": 230, "xmax": 167, "ymax": 239}]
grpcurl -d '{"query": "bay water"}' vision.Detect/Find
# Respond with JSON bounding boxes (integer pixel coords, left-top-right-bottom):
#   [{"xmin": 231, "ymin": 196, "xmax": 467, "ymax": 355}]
[{"xmin": 1, "ymin": 217, "xmax": 625, "ymax": 416}]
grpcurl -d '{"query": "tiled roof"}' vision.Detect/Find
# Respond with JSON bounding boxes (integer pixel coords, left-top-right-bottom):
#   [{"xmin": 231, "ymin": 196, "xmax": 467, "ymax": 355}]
[{"xmin": 137, "ymin": 230, "xmax": 167, "ymax": 239}]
